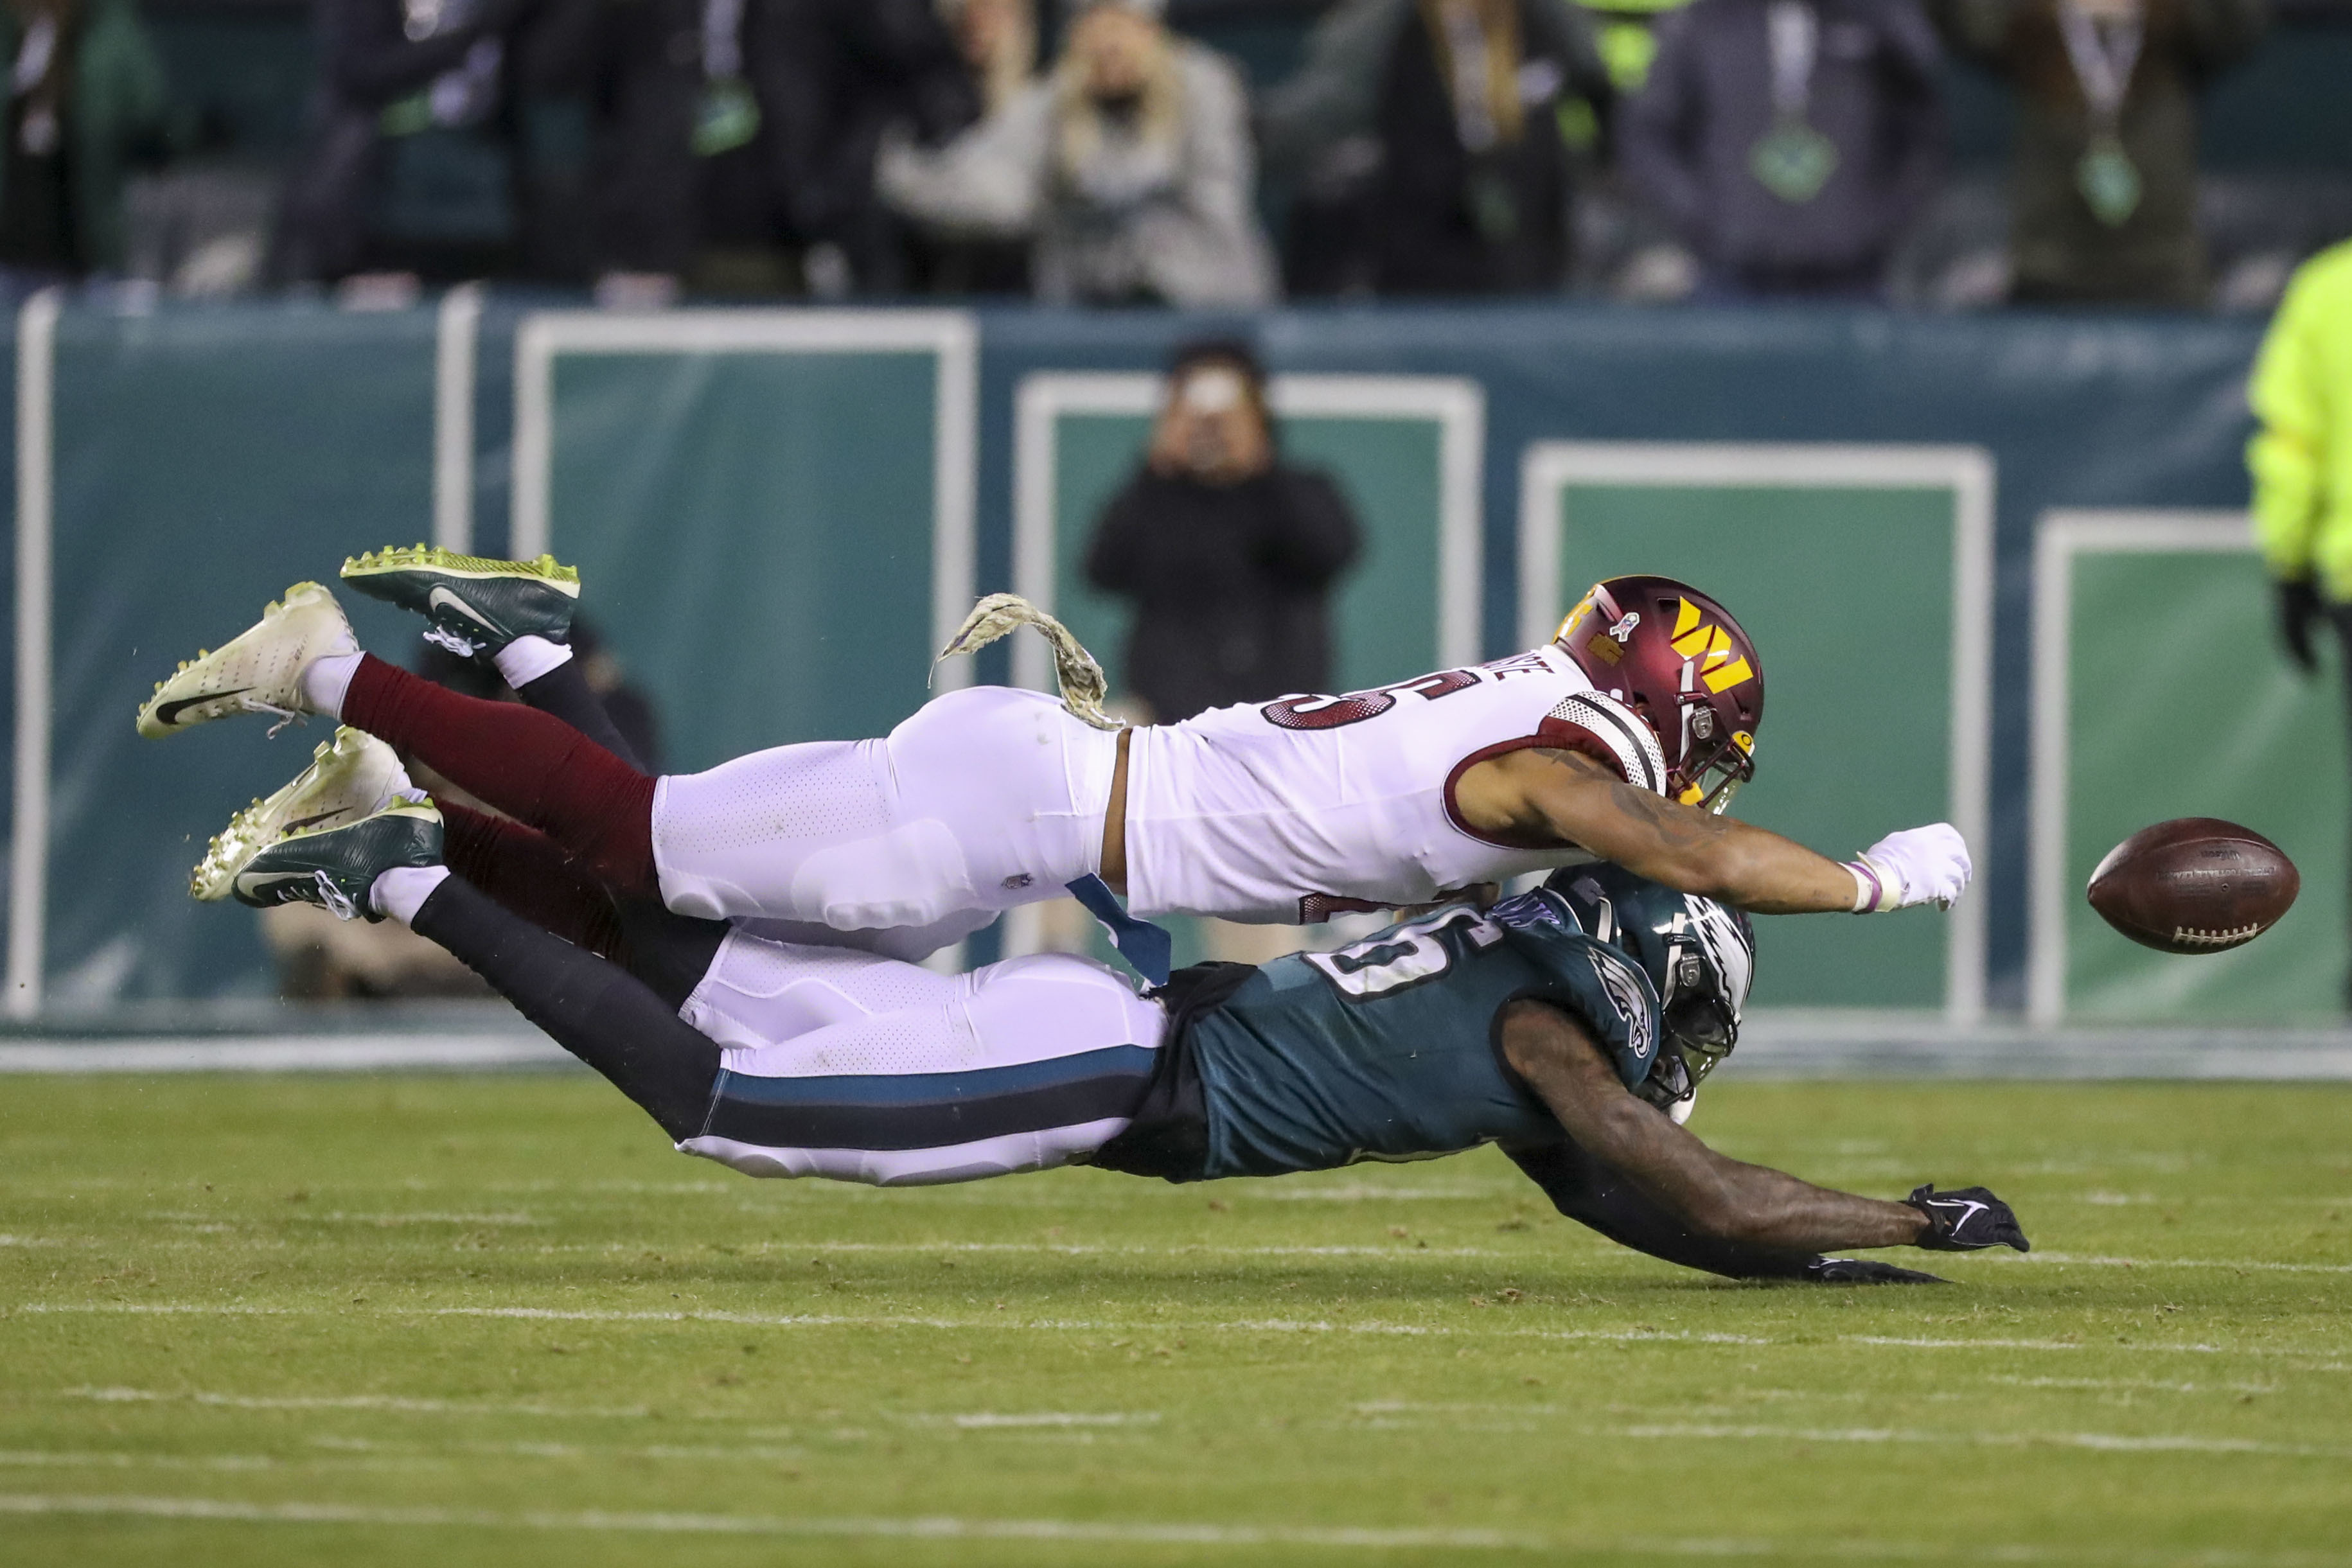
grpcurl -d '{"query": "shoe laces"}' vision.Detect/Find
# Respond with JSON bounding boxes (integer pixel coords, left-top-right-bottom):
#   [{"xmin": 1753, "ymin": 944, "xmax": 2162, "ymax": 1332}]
[
  {"xmin": 421, "ymin": 623, "xmax": 486, "ymax": 661},
  {"xmin": 251, "ymin": 697, "xmax": 307, "ymax": 739},
  {"xmin": 312, "ymin": 870, "xmax": 360, "ymax": 922}
]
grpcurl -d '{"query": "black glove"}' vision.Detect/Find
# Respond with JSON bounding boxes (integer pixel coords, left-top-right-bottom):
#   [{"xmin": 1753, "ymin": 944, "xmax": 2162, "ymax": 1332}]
[
  {"xmin": 1905, "ymin": 1184, "xmax": 2029, "ymax": 1253},
  {"xmin": 1806, "ymin": 1256, "xmax": 1949, "ymax": 1285},
  {"xmin": 2276, "ymin": 577, "xmax": 2325, "ymax": 675}
]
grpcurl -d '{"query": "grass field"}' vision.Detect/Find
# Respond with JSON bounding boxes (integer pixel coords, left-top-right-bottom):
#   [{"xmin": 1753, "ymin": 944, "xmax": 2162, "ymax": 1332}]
[{"xmin": 3, "ymin": 1073, "xmax": 2349, "ymax": 1567}]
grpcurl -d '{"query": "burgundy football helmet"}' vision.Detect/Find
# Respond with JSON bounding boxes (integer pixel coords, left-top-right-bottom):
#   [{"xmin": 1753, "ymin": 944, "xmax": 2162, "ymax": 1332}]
[{"xmin": 1554, "ymin": 576, "xmax": 1764, "ymax": 813}]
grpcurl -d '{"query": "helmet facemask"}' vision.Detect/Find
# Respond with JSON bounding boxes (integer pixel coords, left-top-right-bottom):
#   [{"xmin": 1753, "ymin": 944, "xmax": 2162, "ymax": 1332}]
[
  {"xmin": 1669, "ymin": 701, "xmax": 1756, "ymax": 816},
  {"xmin": 1634, "ymin": 899, "xmax": 1753, "ymax": 1115}
]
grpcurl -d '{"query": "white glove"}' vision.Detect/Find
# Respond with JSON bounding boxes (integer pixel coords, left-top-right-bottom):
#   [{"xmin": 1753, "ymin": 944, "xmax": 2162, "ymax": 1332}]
[{"xmin": 1847, "ymin": 824, "xmax": 1972, "ymax": 912}]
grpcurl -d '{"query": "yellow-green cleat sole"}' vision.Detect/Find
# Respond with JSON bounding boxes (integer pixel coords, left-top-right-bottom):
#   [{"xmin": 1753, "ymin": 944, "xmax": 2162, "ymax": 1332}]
[{"xmin": 340, "ymin": 545, "xmax": 580, "ymax": 659}]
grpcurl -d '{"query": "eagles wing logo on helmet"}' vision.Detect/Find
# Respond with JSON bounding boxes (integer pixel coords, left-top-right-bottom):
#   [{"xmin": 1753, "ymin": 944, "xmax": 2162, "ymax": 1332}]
[
  {"xmin": 1548, "ymin": 862, "xmax": 1754, "ymax": 1111},
  {"xmin": 1555, "ymin": 576, "xmax": 1764, "ymax": 814},
  {"xmin": 1583, "ymin": 946, "xmax": 1658, "ymax": 1071}
]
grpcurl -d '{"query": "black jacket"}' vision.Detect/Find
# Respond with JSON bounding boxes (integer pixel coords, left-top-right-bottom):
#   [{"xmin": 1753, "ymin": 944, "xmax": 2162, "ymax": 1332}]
[
  {"xmin": 750, "ymin": 0, "xmax": 976, "ymax": 286},
  {"xmin": 1084, "ymin": 464, "xmax": 1361, "ymax": 723},
  {"xmin": 1371, "ymin": 0, "xmax": 1611, "ymax": 294}
]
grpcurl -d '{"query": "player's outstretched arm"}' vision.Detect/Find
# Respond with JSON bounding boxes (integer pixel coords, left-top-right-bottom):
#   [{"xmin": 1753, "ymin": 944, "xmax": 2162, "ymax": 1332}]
[
  {"xmin": 1498, "ymin": 1000, "xmax": 2028, "ymax": 1256},
  {"xmin": 1501, "ymin": 1141, "xmax": 1949, "ymax": 1285},
  {"xmin": 1458, "ymin": 748, "xmax": 1968, "ymax": 915}
]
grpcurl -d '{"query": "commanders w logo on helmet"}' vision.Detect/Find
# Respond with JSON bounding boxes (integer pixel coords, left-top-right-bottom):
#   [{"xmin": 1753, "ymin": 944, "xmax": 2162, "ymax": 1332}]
[{"xmin": 1555, "ymin": 575, "xmax": 1764, "ymax": 815}]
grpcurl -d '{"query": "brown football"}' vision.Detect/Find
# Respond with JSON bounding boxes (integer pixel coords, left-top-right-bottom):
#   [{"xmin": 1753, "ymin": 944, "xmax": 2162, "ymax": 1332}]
[{"xmin": 2087, "ymin": 818, "xmax": 2299, "ymax": 955}]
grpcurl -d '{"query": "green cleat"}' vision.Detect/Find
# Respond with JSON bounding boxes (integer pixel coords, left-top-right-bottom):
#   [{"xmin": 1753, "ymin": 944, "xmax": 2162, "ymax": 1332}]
[
  {"xmin": 340, "ymin": 544, "xmax": 580, "ymax": 660},
  {"xmin": 135, "ymin": 581, "xmax": 357, "ymax": 739},
  {"xmin": 229, "ymin": 795, "xmax": 444, "ymax": 922},
  {"xmin": 191, "ymin": 727, "xmax": 409, "ymax": 902}
]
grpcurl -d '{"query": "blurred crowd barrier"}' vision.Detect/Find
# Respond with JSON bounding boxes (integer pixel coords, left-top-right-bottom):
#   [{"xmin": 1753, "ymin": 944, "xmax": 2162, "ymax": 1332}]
[{"xmin": 0, "ymin": 295, "xmax": 2319, "ymax": 1026}]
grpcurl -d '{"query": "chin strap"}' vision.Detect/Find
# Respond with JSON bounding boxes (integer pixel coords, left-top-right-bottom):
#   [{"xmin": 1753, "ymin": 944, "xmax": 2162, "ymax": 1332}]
[{"xmin": 933, "ymin": 594, "xmax": 1122, "ymax": 732}]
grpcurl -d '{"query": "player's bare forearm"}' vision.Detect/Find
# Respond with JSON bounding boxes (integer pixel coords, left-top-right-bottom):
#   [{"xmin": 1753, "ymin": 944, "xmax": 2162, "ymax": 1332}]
[
  {"xmin": 1499, "ymin": 1001, "xmax": 1929, "ymax": 1253},
  {"xmin": 1467, "ymin": 748, "xmax": 1857, "ymax": 913}
]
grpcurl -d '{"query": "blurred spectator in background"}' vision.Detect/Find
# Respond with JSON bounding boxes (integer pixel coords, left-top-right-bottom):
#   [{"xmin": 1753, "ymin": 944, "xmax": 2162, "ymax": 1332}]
[
  {"xmin": 2250, "ymin": 238, "xmax": 2352, "ymax": 1000},
  {"xmin": 877, "ymin": 0, "xmax": 1275, "ymax": 305},
  {"xmin": 567, "ymin": 614, "xmax": 664, "ymax": 769},
  {"xmin": 946, "ymin": 0, "xmax": 1033, "ymax": 115},
  {"xmin": 753, "ymin": 0, "xmax": 978, "ymax": 296},
  {"xmin": 0, "ymin": 0, "xmax": 164, "ymax": 285},
  {"xmin": 1084, "ymin": 340, "xmax": 1359, "ymax": 725},
  {"xmin": 271, "ymin": 0, "xmax": 711, "ymax": 294},
  {"xmin": 1620, "ymin": 0, "xmax": 1943, "ymax": 300},
  {"xmin": 1929, "ymin": 0, "xmax": 2265, "ymax": 308},
  {"xmin": 1262, "ymin": 0, "xmax": 1612, "ymax": 295},
  {"xmin": 905, "ymin": 0, "xmax": 1036, "ymax": 292},
  {"xmin": 554, "ymin": 0, "xmax": 702, "ymax": 303},
  {"xmin": 270, "ymin": 0, "xmax": 539, "ymax": 285}
]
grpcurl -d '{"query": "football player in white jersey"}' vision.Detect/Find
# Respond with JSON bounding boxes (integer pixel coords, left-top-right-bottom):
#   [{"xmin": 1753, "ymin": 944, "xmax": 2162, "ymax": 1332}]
[{"xmin": 136, "ymin": 551, "xmax": 1970, "ymax": 980}]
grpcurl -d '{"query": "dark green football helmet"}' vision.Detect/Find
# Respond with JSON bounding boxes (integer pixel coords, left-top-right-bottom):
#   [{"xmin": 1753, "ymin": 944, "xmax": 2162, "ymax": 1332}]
[{"xmin": 1546, "ymin": 863, "xmax": 1755, "ymax": 1118}]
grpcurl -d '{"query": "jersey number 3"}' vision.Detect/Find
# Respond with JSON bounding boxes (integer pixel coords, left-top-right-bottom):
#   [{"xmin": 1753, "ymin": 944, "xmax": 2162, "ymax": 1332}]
[{"xmin": 1304, "ymin": 908, "xmax": 1503, "ymax": 1000}]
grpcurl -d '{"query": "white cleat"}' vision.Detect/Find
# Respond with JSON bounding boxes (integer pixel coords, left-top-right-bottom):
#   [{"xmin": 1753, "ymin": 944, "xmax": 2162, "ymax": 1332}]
[
  {"xmin": 190, "ymin": 727, "xmax": 411, "ymax": 901},
  {"xmin": 134, "ymin": 581, "xmax": 357, "ymax": 740}
]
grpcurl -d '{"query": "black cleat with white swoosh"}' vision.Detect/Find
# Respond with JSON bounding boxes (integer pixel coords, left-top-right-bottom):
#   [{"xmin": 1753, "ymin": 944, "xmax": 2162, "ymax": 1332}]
[
  {"xmin": 1905, "ymin": 1184, "xmax": 2029, "ymax": 1253},
  {"xmin": 192, "ymin": 727, "xmax": 409, "ymax": 902},
  {"xmin": 341, "ymin": 545, "xmax": 579, "ymax": 660},
  {"xmin": 231, "ymin": 795, "xmax": 443, "ymax": 923}
]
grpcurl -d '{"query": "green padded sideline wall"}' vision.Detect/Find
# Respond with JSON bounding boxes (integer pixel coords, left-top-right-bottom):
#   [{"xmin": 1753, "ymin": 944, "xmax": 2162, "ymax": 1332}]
[
  {"xmin": 36, "ymin": 303, "xmax": 442, "ymax": 1004},
  {"xmin": 512, "ymin": 312, "xmax": 976, "ymax": 773},
  {"xmin": 1519, "ymin": 443, "xmax": 1992, "ymax": 1017},
  {"xmin": 2031, "ymin": 513, "xmax": 2346, "ymax": 1023},
  {"xmin": 1007, "ymin": 373, "xmax": 1483, "ymax": 706}
]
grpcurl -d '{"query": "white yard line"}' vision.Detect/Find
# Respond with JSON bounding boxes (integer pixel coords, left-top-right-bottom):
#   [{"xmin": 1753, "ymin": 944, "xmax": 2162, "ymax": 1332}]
[
  {"xmin": 61, "ymin": 1387, "xmax": 650, "ymax": 1419},
  {"xmin": 0, "ymin": 1451, "xmax": 278, "ymax": 1471},
  {"xmin": 922, "ymin": 1413, "xmax": 1160, "ymax": 1429},
  {"xmin": 309, "ymin": 1437, "xmax": 807, "ymax": 1462},
  {"xmin": 0, "ymin": 1493, "xmax": 2346, "ymax": 1566},
  {"xmin": 277, "ymin": 1212, "xmax": 544, "ymax": 1227},
  {"xmin": 536, "ymin": 1240, "xmax": 1514, "ymax": 1260},
  {"xmin": 0, "ymin": 1492, "xmax": 1554, "ymax": 1550},
  {"xmin": 2020, "ymin": 1253, "xmax": 2352, "ymax": 1276},
  {"xmin": 1615, "ymin": 1422, "xmax": 2352, "ymax": 1460},
  {"xmin": 1988, "ymin": 1376, "xmax": 2278, "ymax": 1396},
  {"xmin": 0, "ymin": 1441, "xmax": 804, "ymax": 1468},
  {"xmin": 1345, "ymin": 1408, "xmax": 2346, "ymax": 1459},
  {"xmin": 19, "ymin": 1303, "xmax": 2350, "ymax": 1368}
]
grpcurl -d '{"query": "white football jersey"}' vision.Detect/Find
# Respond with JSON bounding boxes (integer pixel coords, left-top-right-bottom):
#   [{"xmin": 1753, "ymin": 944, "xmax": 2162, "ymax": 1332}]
[{"xmin": 1122, "ymin": 644, "xmax": 1668, "ymax": 923}]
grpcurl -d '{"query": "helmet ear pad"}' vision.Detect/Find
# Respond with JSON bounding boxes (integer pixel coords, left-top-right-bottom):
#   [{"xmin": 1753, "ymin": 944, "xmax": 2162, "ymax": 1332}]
[{"xmin": 1554, "ymin": 576, "xmax": 1764, "ymax": 811}]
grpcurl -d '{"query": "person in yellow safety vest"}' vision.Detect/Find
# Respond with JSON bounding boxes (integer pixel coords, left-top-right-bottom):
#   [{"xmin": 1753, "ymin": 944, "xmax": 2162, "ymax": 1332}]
[
  {"xmin": 2252, "ymin": 240, "xmax": 2352, "ymax": 679},
  {"xmin": 2250, "ymin": 237, "xmax": 2352, "ymax": 1005}
]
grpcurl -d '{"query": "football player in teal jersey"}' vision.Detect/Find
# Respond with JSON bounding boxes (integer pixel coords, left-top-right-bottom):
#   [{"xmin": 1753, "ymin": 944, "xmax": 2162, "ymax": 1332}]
[{"xmin": 198, "ymin": 768, "xmax": 2028, "ymax": 1282}]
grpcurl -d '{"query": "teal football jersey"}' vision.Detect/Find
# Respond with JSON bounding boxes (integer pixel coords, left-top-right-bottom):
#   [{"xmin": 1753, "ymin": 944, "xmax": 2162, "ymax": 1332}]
[{"xmin": 1187, "ymin": 891, "xmax": 1664, "ymax": 1180}]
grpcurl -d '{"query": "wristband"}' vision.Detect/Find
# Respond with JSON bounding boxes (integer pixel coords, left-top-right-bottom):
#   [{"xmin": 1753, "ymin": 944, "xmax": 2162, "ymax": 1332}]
[{"xmin": 1844, "ymin": 858, "xmax": 1886, "ymax": 913}]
